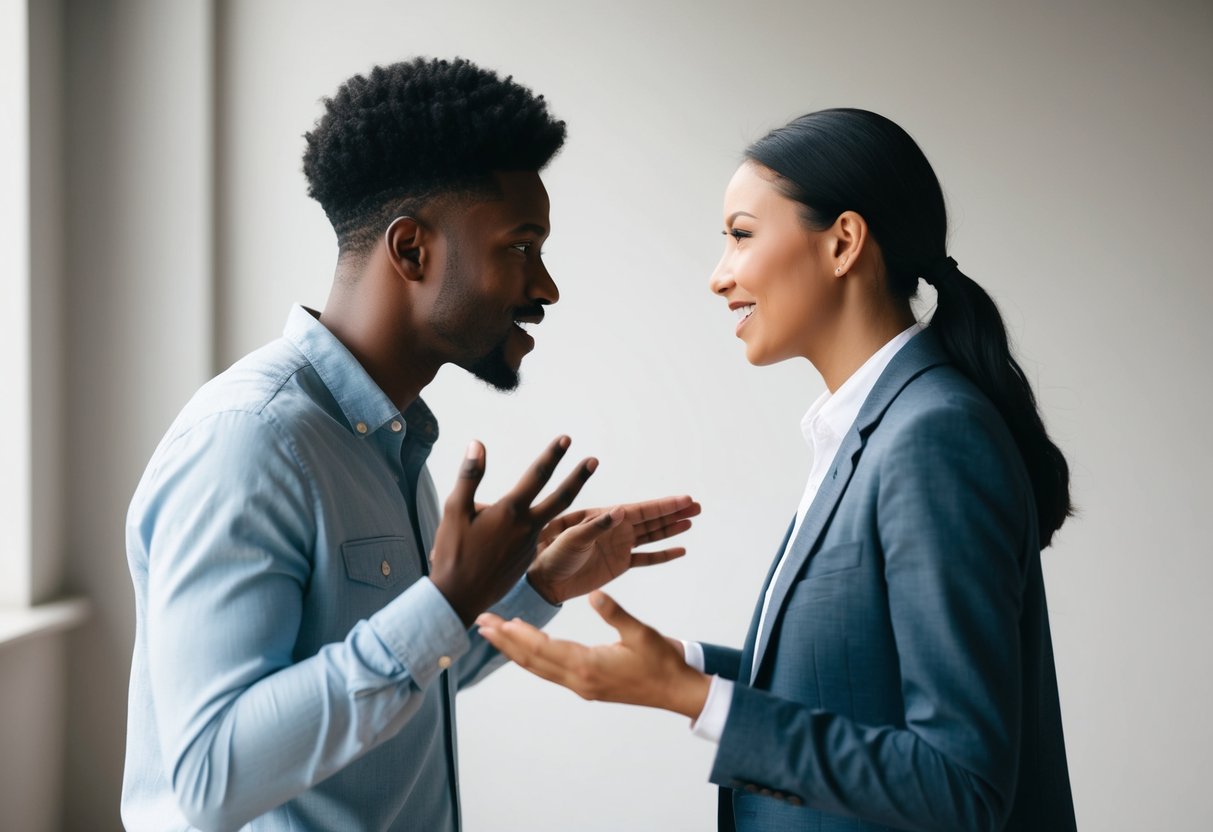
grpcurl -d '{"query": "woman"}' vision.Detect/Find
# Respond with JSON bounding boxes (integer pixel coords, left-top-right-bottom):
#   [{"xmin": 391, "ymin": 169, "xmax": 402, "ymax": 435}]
[{"xmin": 478, "ymin": 109, "xmax": 1077, "ymax": 832}]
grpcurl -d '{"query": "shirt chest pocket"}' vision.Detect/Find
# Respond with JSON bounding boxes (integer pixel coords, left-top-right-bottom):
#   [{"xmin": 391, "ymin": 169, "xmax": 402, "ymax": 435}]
[{"xmin": 341, "ymin": 536, "xmax": 423, "ymax": 593}]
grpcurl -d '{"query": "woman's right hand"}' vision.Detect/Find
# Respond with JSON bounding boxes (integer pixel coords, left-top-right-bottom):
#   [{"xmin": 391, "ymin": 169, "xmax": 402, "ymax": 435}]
[
  {"xmin": 429, "ymin": 436, "xmax": 598, "ymax": 627},
  {"xmin": 476, "ymin": 591, "xmax": 712, "ymax": 719}
]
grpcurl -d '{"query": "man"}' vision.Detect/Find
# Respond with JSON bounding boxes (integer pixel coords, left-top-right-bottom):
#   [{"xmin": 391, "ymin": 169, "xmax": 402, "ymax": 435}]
[{"xmin": 121, "ymin": 57, "xmax": 698, "ymax": 831}]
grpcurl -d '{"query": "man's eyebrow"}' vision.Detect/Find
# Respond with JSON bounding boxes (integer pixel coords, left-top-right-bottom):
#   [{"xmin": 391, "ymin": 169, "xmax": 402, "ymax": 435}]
[
  {"xmin": 509, "ymin": 223, "xmax": 548, "ymax": 236},
  {"xmin": 727, "ymin": 211, "xmax": 757, "ymax": 225}
]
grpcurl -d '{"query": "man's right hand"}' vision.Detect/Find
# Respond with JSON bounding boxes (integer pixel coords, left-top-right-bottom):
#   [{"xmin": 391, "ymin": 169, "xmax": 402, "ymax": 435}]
[{"xmin": 429, "ymin": 436, "xmax": 597, "ymax": 627}]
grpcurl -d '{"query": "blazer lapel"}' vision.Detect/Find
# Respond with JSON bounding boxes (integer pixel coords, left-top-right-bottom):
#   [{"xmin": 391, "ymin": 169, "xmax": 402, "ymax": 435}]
[
  {"xmin": 749, "ymin": 432, "xmax": 864, "ymax": 682},
  {"xmin": 748, "ymin": 328, "xmax": 950, "ymax": 684},
  {"xmin": 738, "ymin": 516, "xmax": 795, "ymax": 679}
]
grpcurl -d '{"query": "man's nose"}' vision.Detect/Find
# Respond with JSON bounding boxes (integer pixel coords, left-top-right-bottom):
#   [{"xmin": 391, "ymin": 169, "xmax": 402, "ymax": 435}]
[{"xmin": 529, "ymin": 260, "xmax": 559, "ymax": 305}]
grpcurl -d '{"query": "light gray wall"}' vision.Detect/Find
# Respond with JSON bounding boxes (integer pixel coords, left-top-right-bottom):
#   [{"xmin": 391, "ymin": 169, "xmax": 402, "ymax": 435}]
[
  {"xmin": 1, "ymin": 0, "xmax": 69, "ymax": 828},
  {"xmin": 61, "ymin": 0, "xmax": 214, "ymax": 827},
  {"xmin": 27, "ymin": 0, "xmax": 1213, "ymax": 829}
]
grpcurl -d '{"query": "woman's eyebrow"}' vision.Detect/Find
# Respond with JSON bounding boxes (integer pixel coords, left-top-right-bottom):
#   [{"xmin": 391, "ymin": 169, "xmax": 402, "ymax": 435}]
[{"xmin": 727, "ymin": 211, "xmax": 757, "ymax": 225}]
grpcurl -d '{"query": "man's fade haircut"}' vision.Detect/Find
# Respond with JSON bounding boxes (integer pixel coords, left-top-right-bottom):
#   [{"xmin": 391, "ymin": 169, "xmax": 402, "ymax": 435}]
[{"xmin": 302, "ymin": 57, "xmax": 566, "ymax": 256}]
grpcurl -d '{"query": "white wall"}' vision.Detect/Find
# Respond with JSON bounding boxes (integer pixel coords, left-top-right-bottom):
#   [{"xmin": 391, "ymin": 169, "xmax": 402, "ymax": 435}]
[{"xmin": 33, "ymin": 0, "xmax": 1213, "ymax": 829}]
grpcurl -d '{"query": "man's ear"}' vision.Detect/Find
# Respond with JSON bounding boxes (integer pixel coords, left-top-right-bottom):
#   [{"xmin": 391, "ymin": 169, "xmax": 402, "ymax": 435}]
[{"xmin": 384, "ymin": 216, "xmax": 427, "ymax": 282}]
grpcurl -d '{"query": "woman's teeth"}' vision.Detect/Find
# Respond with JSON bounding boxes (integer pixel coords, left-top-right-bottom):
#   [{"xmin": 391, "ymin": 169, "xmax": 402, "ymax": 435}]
[{"xmin": 733, "ymin": 305, "xmax": 755, "ymax": 322}]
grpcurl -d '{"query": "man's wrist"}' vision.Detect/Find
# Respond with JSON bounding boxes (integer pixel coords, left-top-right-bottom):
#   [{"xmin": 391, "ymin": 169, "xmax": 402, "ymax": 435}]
[
  {"xmin": 430, "ymin": 572, "xmax": 477, "ymax": 628},
  {"xmin": 525, "ymin": 568, "xmax": 561, "ymax": 606}
]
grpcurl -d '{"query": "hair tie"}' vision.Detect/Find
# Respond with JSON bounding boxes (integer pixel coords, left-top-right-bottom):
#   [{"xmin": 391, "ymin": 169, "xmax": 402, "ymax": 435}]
[{"xmin": 925, "ymin": 255, "xmax": 958, "ymax": 285}]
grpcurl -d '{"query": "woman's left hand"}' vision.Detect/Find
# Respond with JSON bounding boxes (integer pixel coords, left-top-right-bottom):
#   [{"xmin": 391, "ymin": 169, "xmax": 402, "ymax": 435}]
[{"xmin": 476, "ymin": 591, "xmax": 711, "ymax": 719}]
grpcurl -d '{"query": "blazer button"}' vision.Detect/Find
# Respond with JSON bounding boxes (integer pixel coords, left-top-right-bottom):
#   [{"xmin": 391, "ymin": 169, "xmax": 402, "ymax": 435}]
[{"xmin": 788, "ymin": 796, "xmax": 804, "ymax": 806}]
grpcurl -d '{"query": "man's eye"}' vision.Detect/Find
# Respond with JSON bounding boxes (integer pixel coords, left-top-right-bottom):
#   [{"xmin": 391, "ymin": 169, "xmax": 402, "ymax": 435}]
[{"xmin": 511, "ymin": 242, "xmax": 545, "ymax": 257}]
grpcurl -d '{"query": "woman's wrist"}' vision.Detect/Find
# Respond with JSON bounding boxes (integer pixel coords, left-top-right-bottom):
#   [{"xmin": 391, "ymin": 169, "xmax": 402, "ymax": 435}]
[{"xmin": 667, "ymin": 667, "xmax": 712, "ymax": 719}]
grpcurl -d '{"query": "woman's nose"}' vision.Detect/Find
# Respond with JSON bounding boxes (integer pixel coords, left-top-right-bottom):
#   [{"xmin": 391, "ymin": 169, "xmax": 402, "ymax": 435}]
[{"xmin": 709, "ymin": 256, "xmax": 734, "ymax": 296}]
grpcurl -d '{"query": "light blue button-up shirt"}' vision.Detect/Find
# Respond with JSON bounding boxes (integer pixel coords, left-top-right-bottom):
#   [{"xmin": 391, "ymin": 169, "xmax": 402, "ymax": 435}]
[{"xmin": 122, "ymin": 305, "xmax": 558, "ymax": 831}]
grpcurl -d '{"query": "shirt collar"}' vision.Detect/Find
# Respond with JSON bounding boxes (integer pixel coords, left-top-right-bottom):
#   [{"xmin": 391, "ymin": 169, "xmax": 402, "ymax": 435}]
[
  {"xmin": 283, "ymin": 304, "xmax": 439, "ymax": 444},
  {"xmin": 800, "ymin": 322, "xmax": 925, "ymax": 449}
]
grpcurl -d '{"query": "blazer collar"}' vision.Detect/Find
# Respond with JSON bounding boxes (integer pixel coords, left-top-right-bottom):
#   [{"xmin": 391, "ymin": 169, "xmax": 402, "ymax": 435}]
[{"xmin": 747, "ymin": 326, "xmax": 950, "ymax": 683}]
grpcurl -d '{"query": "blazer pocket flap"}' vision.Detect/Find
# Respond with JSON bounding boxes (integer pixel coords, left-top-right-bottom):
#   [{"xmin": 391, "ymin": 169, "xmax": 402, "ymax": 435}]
[
  {"xmin": 342, "ymin": 536, "xmax": 412, "ymax": 589},
  {"xmin": 806, "ymin": 540, "xmax": 863, "ymax": 579}
]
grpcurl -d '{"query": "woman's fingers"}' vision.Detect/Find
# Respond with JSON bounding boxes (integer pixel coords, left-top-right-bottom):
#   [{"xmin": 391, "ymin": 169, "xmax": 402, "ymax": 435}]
[
  {"xmin": 589, "ymin": 591, "xmax": 649, "ymax": 641},
  {"xmin": 477, "ymin": 617, "xmax": 584, "ymax": 687}
]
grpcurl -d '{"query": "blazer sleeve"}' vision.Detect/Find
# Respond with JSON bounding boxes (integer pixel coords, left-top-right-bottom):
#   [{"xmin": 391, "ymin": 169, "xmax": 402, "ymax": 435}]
[
  {"xmin": 709, "ymin": 402, "xmax": 1030, "ymax": 832},
  {"xmin": 700, "ymin": 644, "xmax": 744, "ymax": 681}
]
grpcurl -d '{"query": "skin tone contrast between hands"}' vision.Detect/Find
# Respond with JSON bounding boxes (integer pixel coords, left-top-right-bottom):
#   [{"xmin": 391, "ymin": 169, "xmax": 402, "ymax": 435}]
[
  {"xmin": 320, "ymin": 169, "xmax": 702, "ymax": 631},
  {"xmin": 477, "ymin": 161, "xmax": 918, "ymax": 721},
  {"xmin": 429, "ymin": 433, "xmax": 702, "ymax": 628}
]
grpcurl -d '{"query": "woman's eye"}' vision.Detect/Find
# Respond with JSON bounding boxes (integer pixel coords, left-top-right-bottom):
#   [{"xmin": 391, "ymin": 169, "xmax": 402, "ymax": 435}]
[{"xmin": 723, "ymin": 228, "xmax": 752, "ymax": 241}]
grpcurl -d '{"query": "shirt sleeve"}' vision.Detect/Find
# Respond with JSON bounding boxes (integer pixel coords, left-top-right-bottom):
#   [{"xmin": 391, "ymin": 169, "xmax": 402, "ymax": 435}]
[
  {"xmin": 681, "ymin": 640, "xmax": 707, "ymax": 673},
  {"xmin": 137, "ymin": 410, "xmax": 470, "ymax": 832},
  {"xmin": 452, "ymin": 574, "xmax": 561, "ymax": 690},
  {"xmin": 691, "ymin": 676, "xmax": 734, "ymax": 743}
]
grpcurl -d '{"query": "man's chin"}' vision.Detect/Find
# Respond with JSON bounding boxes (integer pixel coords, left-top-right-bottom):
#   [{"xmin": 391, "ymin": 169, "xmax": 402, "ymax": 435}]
[{"xmin": 465, "ymin": 347, "xmax": 521, "ymax": 392}]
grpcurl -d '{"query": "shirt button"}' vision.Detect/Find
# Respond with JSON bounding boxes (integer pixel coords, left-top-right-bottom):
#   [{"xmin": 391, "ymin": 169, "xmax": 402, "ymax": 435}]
[
  {"xmin": 438, "ymin": 655, "xmax": 452, "ymax": 670},
  {"xmin": 380, "ymin": 560, "xmax": 391, "ymax": 577},
  {"xmin": 355, "ymin": 421, "xmax": 368, "ymax": 434},
  {"xmin": 390, "ymin": 420, "xmax": 403, "ymax": 433}
]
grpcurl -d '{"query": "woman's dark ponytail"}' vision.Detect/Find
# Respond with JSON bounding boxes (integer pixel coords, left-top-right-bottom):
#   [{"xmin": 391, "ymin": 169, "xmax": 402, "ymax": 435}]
[
  {"xmin": 928, "ymin": 259, "xmax": 1073, "ymax": 547},
  {"xmin": 747, "ymin": 109, "xmax": 1073, "ymax": 548}
]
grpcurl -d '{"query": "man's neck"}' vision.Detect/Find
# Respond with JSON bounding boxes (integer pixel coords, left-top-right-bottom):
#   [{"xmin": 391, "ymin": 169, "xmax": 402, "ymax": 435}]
[{"xmin": 318, "ymin": 276, "xmax": 441, "ymax": 413}]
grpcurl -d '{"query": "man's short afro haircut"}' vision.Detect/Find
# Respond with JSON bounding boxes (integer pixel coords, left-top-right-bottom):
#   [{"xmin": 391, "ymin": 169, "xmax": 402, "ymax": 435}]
[{"xmin": 303, "ymin": 57, "xmax": 566, "ymax": 255}]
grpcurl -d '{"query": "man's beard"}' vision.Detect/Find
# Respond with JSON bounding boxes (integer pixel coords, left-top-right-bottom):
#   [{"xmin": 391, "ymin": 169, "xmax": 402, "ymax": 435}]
[
  {"xmin": 430, "ymin": 244, "xmax": 521, "ymax": 392},
  {"xmin": 465, "ymin": 339, "xmax": 519, "ymax": 392}
]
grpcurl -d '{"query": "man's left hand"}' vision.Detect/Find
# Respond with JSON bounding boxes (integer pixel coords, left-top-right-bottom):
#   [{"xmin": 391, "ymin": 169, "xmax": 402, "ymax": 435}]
[{"xmin": 525, "ymin": 495, "xmax": 700, "ymax": 605}]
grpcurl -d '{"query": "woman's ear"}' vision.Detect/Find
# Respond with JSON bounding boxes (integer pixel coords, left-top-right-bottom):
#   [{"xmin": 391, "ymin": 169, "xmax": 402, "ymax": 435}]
[
  {"xmin": 384, "ymin": 216, "xmax": 426, "ymax": 282},
  {"xmin": 828, "ymin": 210, "xmax": 869, "ymax": 277}
]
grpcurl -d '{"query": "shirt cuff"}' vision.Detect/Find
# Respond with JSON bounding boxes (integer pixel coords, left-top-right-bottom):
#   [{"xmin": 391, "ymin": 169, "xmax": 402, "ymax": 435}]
[
  {"xmin": 368, "ymin": 577, "xmax": 471, "ymax": 689},
  {"xmin": 486, "ymin": 574, "xmax": 562, "ymax": 630},
  {"xmin": 681, "ymin": 640, "xmax": 706, "ymax": 672},
  {"xmin": 690, "ymin": 676, "xmax": 733, "ymax": 744}
]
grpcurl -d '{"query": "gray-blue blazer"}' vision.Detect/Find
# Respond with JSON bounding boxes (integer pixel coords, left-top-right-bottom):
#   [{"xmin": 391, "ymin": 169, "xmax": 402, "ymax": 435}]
[{"xmin": 703, "ymin": 328, "xmax": 1076, "ymax": 832}]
